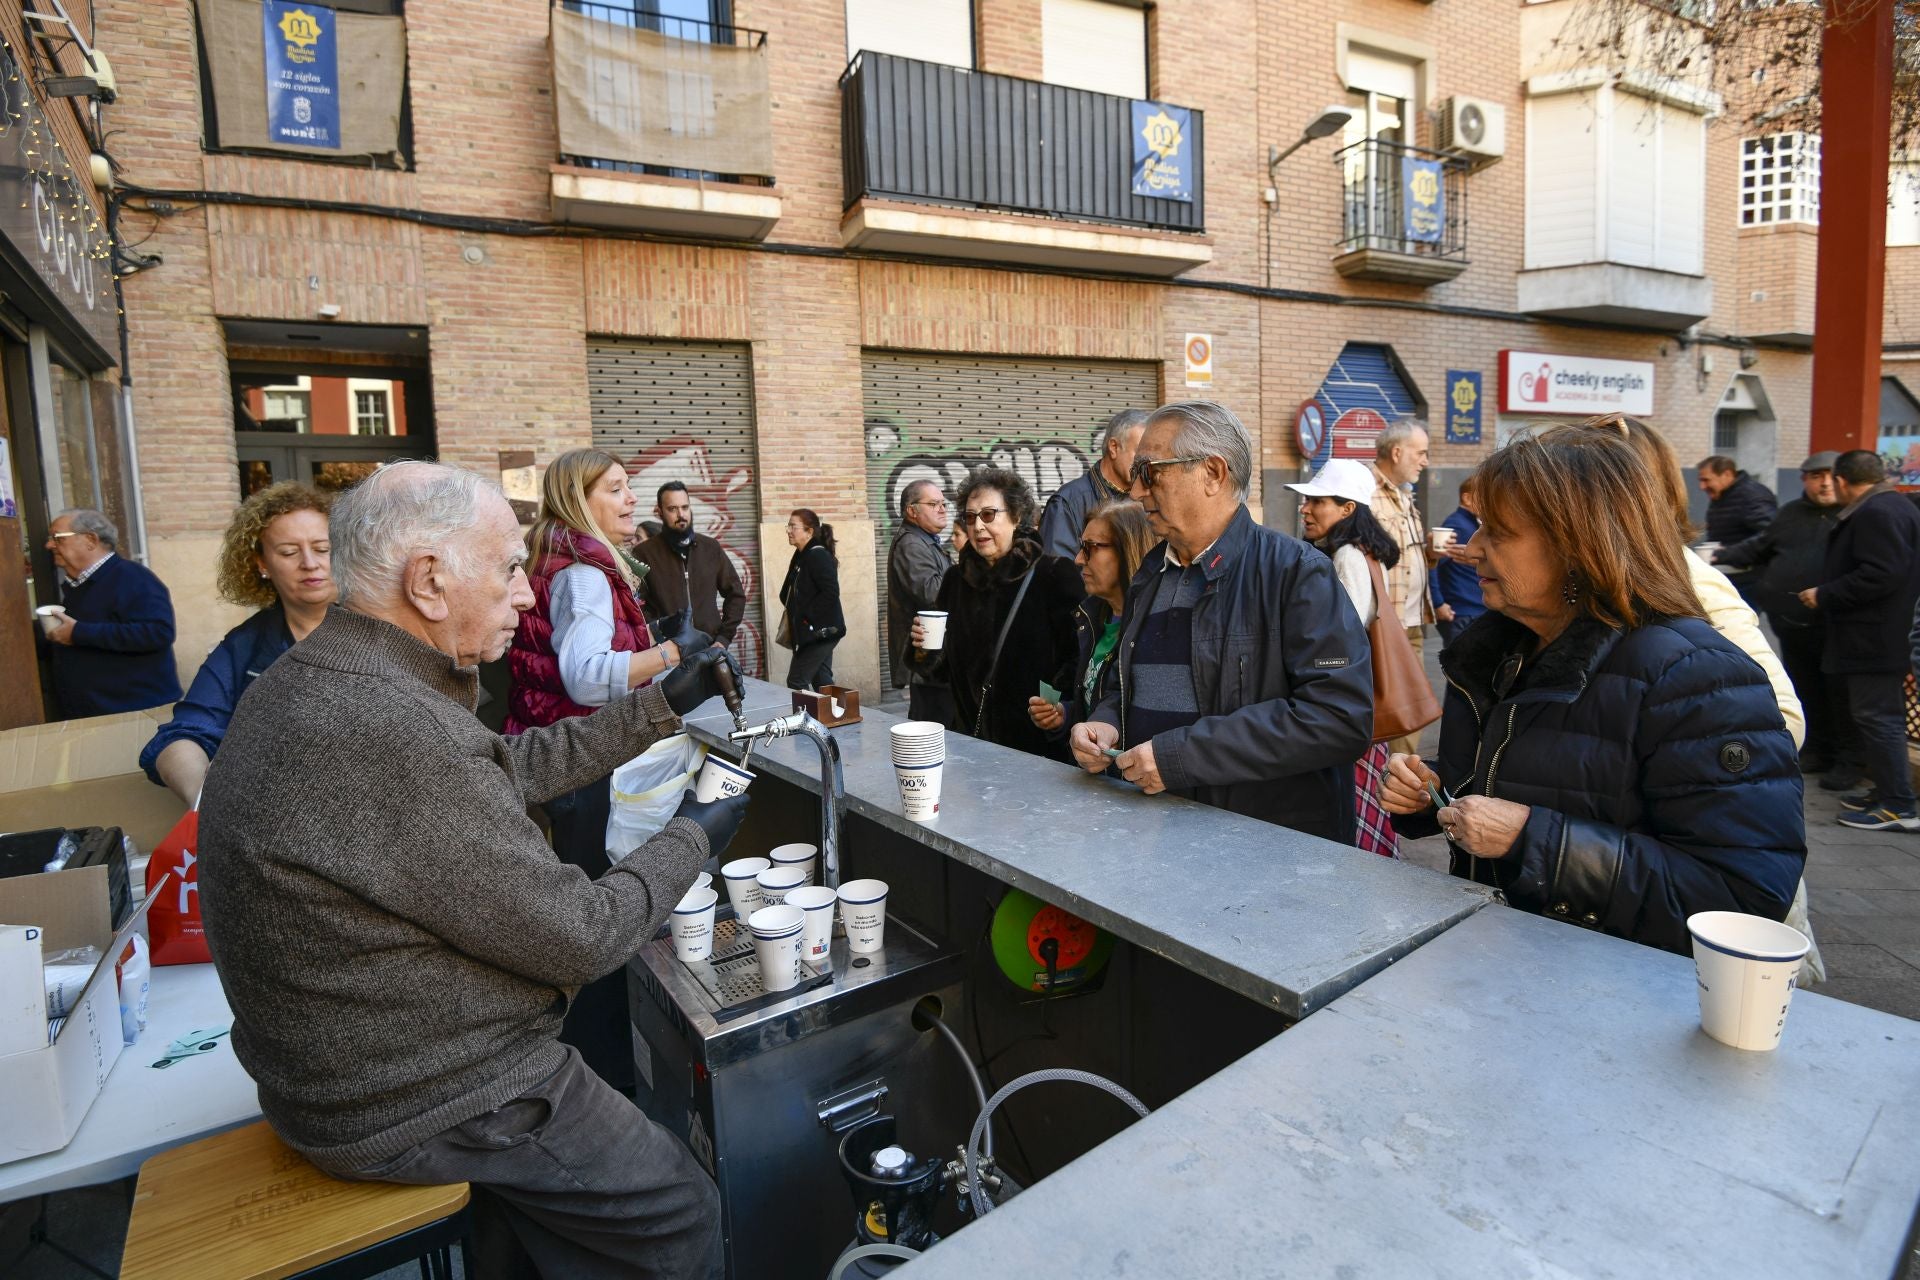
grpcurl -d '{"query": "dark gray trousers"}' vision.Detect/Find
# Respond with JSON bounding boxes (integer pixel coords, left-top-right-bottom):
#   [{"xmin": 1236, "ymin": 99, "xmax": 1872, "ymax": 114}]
[{"xmin": 336, "ymin": 1047, "xmax": 720, "ymax": 1280}]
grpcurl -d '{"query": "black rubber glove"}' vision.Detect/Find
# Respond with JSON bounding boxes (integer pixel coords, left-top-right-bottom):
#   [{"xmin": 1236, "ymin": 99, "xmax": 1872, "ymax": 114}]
[
  {"xmin": 672, "ymin": 627, "xmax": 715, "ymax": 657},
  {"xmin": 673, "ymin": 788, "xmax": 750, "ymax": 858},
  {"xmin": 660, "ymin": 645, "xmax": 744, "ymax": 716},
  {"xmin": 656, "ymin": 607, "xmax": 696, "ymax": 640}
]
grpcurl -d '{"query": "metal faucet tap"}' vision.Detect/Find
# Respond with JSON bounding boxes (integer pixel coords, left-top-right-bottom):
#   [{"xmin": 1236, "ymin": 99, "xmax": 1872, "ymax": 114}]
[{"xmin": 727, "ymin": 711, "xmax": 845, "ymax": 888}]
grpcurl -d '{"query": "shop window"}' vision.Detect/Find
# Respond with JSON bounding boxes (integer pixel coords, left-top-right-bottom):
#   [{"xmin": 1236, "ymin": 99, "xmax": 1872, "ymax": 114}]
[
  {"xmin": 1041, "ymin": 0, "xmax": 1146, "ymax": 99},
  {"xmin": 1740, "ymin": 133, "xmax": 1819, "ymax": 227},
  {"xmin": 845, "ymin": 0, "xmax": 971, "ymax": 68},
  {"xmin": 194, "ymin": 0, "xmax": 412, "ymax": 168}
]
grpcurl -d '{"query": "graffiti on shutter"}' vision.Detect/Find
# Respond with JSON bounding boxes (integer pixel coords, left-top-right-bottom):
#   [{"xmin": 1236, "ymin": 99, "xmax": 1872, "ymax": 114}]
[{"xmin": 588, "ymin": 340, "xmax": 767, "ymax": 678}]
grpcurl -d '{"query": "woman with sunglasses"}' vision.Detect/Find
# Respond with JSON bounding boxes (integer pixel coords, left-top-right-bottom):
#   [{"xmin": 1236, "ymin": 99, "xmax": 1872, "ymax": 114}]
[
  {"xmin": 909, "ymin": 466, "xmax": 1084, "ymax": 756},
  {"xmin": 1028, "ymin": 500, "xmax": 1154, "ymax": 761}
]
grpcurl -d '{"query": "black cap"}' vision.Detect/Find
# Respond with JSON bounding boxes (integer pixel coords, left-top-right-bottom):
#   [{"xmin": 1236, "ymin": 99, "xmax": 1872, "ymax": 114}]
[{"xmin": 1800, "ymin": 451, "xmax": 1838, "ymax": 473}]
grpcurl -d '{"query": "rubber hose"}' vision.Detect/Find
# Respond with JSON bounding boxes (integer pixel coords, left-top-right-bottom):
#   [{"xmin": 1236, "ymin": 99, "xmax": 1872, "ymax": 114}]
[
  {"xmin": 963, "ymin": 1068, "xmax": 1148, "ymax": 1220},
  {"xmin": 926, "ymin": 1012, "xmax": 993, "ymax": 1159},
  {"xmin": 826, "ymin": 1242, "xmax": 921, "ymax": 1280}
]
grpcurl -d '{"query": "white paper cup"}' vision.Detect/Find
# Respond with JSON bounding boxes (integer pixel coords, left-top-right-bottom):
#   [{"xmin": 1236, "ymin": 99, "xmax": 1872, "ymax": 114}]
[
  {"xmin": 757, "ymin": 865, "xmax": 805, "ymax": 908},
  {"xmin": 890, "ymin": 721, "xmax": 946, "ymax": 767},
  {"xmin": 748, "ymin": 904, "xmax": 805, "ymax": 993},
  {"xmin": 896, "ymin": 762, "xmax": 943, "ymax": 821},
  {"xmin": 1686, "ymin": 911, "xmax": 1812, "ymax": 1051},
  {"xmin": 787, "ymin": 884, "xmax": 837, "ymax": 968},
  {"xmin": 695, "ymin": 756, "xmax": 756, "ymax": 803},
  {"xmin": 768, "ymin": 842, "xmax": 818, "ymax": 885},
  {"xmin": 694, "ymin": 871, "xmax": 713, "ymax": 893},
  {"xmin": 670, "ymin": 886, "xmax": 719, "ymax": 963},
  {"xmin": 1429, "ymin": 526, "xmax": 1455, "ymax": 552},
  {"xmin": 838, "ymin": 878, "xmax": 890, "ymax": 954},
  {"xmin": 34, "ymin": 605, "xmax": 65, "ymax": 636},
  {"xmin": 915, "ymin": 611, "xmax": 949, "ymax": 649},
  {"xmin": 720, "ymin": 857, "xmax": 769, "ymax": 917}
]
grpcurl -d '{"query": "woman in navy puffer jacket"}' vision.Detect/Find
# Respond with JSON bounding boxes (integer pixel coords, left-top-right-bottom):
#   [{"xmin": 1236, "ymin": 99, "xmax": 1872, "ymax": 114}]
[{"xmin": 1383, "ymin": 426, "xmax": 1805, "ymax": 956}]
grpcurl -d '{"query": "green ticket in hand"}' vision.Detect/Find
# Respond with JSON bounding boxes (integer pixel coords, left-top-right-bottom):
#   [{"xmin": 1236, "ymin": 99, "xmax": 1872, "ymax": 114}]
[{"xmin": 1037, "ymin": 680, "xmax": 1063, "ymax": 706}]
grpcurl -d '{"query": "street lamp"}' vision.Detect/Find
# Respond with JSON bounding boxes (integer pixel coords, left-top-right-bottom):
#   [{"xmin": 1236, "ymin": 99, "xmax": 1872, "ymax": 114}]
[{"xmin": 1268, "ymin": 106, "xmax": 1356, "ymax": 177}]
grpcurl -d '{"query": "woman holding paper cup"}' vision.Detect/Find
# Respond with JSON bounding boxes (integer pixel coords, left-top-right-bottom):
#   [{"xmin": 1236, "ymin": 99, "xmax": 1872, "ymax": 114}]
[
  {"xmin": 908, "ymin": 466, "xmax": 1083, "ymax": 756},
  {"xmin": 141, "ymin": 482, "xmax": 335, "ymax": 805},
  {"xmin": 778, "ymin": 509, "xmax": 845, "ymax": 691},
  {"xmin": 1029, "ymin": 500, "xmax": 1153, "ymax": 760},
  {"xmin": 1289, "ymin": 459, "xmax": 1406, "ymax": 860},
  {"xmin": 503, "ymin": 449, "xmax": 719, "ymax": 1090},
  {"xmin": 1378, "ymin": 426, "xmax": 1805, "ymax": 956}
]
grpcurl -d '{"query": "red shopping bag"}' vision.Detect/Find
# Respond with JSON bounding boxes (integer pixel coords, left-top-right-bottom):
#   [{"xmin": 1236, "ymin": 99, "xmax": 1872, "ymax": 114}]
[{"xmin": 146, "ymin": 810, "xmax": 211, "ymax": 965}]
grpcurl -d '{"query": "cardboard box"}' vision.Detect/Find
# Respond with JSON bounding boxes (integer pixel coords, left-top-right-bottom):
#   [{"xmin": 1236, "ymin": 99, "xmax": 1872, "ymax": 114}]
[{"xmin": 0, "ymin": 863, "xmax": 158, "ymax": 1163}]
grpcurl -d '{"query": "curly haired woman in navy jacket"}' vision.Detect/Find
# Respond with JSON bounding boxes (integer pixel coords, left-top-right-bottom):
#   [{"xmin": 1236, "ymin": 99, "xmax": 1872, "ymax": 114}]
[{"xmin": 1381, "ymin": 426, "xmax": 1805, "ymax": 956}]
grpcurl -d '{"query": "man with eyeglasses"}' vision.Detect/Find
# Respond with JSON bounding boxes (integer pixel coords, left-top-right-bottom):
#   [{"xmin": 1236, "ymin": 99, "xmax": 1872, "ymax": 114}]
[
  {"xmin": 39, "ymin": 508, "xmax": 182, "ymax": 718},
  {"xmin": 1038, "ymin": 408, "xmax": 1149, "ymax": 559},
  {"xmin": 1068, "ymin": 401, "xmax": 1374, "ymax": 844},
  {"xmin": 888, "ymin": 478, "xmax": 956, "ymax": 724}
]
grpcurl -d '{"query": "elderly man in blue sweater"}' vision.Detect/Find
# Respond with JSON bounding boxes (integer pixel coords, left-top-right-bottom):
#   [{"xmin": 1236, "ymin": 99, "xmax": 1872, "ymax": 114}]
[{"xmin": 42, "ymin": 509, "xmax": 181, "ymax": 718}]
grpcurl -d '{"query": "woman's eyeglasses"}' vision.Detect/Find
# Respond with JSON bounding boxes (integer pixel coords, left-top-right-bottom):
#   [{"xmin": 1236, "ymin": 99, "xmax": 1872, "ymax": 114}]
[
  {"xmin": 1128, "ymin": 455, "xmax": 1207, "ymax": 490},
  {"xmin": 957, "ymin": 508, "xmax": 1004, "ymax": 527},
  {"xmin": 1075, "ymin": 539, "xmax": 1113, "ymax": 558}
]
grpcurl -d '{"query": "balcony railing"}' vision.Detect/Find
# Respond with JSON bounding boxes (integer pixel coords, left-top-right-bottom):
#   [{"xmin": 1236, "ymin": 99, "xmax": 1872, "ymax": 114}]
[
  {"xmin": 551, "ymin": 2, "xmax": 772, "ymax": 185},
  {"xmin": 1332, "ymin": 139, "xmax": 1468, "ymax": 285},
  {"xmin": 840, "ymin": 51, "xmax": 1205, "ymax": 234}
]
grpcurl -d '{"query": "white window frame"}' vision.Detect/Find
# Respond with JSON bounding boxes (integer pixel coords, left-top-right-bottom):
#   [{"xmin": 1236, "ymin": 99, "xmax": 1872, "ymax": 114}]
[
  {"xmin": 1740, "ymin": 133, "xmax": 1820, "ymax": 227},
  {"xmin": 353, "ymin": 388, "xmax": 391, "ymax": 436},
  {"xmin": 1891, "ymin": 161, "xmax": 1920, "ymax": 248}
]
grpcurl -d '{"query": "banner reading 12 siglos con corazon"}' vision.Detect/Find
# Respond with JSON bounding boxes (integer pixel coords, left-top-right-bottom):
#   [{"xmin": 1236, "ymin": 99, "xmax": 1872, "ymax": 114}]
[{"xmin": 263, "ymin": 1, "xmax": 342, "ymax": 151}]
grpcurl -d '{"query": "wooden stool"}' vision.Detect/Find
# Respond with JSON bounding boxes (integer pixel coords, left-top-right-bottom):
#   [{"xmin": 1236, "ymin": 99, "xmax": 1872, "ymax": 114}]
[{"xmin": 120, "ymin": 1121, "xmax": 472, "ymax": 1280}]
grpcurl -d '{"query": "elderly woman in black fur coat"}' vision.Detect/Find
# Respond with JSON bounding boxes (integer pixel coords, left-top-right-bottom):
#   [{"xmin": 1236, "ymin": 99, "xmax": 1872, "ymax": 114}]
[{"xmin": 909, "ymin": 466, "xmax": 1084, "ymax": 756}]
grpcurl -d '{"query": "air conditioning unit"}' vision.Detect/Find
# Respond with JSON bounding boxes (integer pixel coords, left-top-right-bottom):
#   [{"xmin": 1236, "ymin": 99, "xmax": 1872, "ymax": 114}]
[{"xmin": 1436, "ymin": 96, "xmax": 1506, "ymax": 163}]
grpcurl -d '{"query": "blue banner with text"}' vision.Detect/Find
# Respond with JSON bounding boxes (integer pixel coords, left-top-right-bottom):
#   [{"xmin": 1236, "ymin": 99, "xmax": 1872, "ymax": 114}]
[
  {"xmin": 1131, "ymin": 101, "xmax": 1193, "ymax": 202},
  {"xmin": 264, "ymin": 1, "xmax": 341, "ymax": 150}
]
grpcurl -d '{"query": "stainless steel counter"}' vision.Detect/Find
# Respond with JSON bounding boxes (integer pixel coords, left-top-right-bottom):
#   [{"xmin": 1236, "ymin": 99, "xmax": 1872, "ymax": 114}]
[
  {"xmin": 894, "ymin": 906, "xmax": 1920, "ymax": 1279},
  {"xmin": 684, "ymin": 682, "xmax": 1494, "ymax": 1021}
]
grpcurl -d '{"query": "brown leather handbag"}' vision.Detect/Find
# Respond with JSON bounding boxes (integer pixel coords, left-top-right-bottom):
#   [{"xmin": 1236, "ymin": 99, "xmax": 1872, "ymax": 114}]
[{"xmin": 1365, "ymin": 556, "xmax": 1441, "ymax": 744}]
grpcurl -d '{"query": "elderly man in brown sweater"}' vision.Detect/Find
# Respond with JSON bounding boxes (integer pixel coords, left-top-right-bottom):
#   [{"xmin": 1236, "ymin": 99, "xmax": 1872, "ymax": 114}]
[{"xmin": 199, "ymin": 462, "xmax": 748, "ymax": 1279}]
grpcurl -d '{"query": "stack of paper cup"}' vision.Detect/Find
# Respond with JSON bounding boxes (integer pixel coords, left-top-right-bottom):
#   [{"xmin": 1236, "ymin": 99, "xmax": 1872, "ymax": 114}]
[
  {"xmin": 1686, "ymin": 911, "xmax": 1812, "ymax": 1051},
  {"xmin": 756, "ymin": 865, "xmax": 805, "ymax": 908},
  {"xmin": 670, "ymin": 886, "xmax": 718, "ymax": 963},
  {"xmin": 915, "ymin": 611, "xmax": 948, "ymax": 649},
  {"xmin": 786, "ymin": 885, "xmax": 837, "ymax": 969},
  {"xmin": 747, "ymin": 904, "xmax": 805, "ymax": 994},
  {"xmin": 695, "ymin": 756, "xmax": 755, "ymax": 803},
  {"xmin": 838, "ymin": 878, "xmax": 889, "ymax": 954},
  {"xmin": 889, "ymin": 722, "xmax": 945, "ymax": 821},
  {"xmin": 721, "ymin": 857, "xmax": 769, "ymax": 917},
  {"xmin": 769, "ymin": 843, "xmax": 818, "ymax": 885}
]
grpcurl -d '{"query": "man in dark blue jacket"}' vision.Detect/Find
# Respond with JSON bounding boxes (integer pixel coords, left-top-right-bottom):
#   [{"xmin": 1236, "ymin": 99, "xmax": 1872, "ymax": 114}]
[
  {"xmin": 1800, "ymin": 450, "xmax": 1920, "ymax": 831},
  {"xmin": 1069, "ymin": 401, "xmax": 1374, "ymax": 843},
  {"xmin": 1039, "ymin": 408, "xmax": 1148, "ymax": 558},
  {"xmin": 1427, "ymin": 474, "xmax": 1485, "ymax": 648},
  {"xmin": 42, "ymin": 509, "xmax": 181, "ymax": 718}
]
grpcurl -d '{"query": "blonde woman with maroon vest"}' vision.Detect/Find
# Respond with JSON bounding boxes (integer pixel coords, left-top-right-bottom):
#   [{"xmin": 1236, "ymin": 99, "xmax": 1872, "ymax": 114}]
[{"xmin": 506, "ymin": 448, "xmax": 709, "ymax": 1091}]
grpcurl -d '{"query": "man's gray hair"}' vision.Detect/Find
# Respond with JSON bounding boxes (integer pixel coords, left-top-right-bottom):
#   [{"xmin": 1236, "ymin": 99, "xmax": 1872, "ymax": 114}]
[
  {"xmin": 1099, "ymin": 408, "xmax": 1150, "ymax": 453},
  {"xmin": 1375, "ymin": 418, "xmax": 1428, "ymax": 461},
  {"xmin": 329, "ymin": 461, "xmax": 492, "ymax": 608},
  {"xmin": 1146, "ymin": 401, "xmax": 1253, "ymax": 501},
  {"xmin": 899, "ymin": 478, "xmax": 940, "ymax": 520},
  {"xmin": 55, "ymin": 508, "xmax": 118, "ymax": 548}
]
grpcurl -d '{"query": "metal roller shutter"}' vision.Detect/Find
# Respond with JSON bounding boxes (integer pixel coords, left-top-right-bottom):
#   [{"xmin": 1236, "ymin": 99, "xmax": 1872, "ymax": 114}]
[
  {"xmin": 863, "ymin": 351, "xmax": 1159, "ymax": 682},
  {"xmin": 1311, "ymin": 341, "xmax": 1420, "ymax": 467},
  {"xmin": 587, "ymin": 340, "xmax": 768, "ymax": 678}
]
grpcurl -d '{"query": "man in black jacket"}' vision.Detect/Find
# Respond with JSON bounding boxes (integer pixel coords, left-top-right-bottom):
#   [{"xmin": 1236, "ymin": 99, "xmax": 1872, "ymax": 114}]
[
  {"xmin": 1800, "ymin": 450, "xmax": 1920, "ymax": 832},
  {"xmin": 1713, "ymin": 451, "xmax": 1845, "ymax": 773},
  {"xmin": 1069, "ymin": 401, "xmax": 1374, "ymax": 843},
  {"xmin": 1696, "ymin": 454, "xmax": 1778, "ymax": 546},
  {"xmin": 1038, "ymin": 408, "xmax": 1148, "ymax": 558}
]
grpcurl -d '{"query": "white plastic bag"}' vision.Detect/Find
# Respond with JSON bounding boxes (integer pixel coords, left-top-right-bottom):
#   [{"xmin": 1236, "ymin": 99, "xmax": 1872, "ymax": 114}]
[{"xmin": 606, "ymin": 734, "xmax": 707, "ymax": 858}]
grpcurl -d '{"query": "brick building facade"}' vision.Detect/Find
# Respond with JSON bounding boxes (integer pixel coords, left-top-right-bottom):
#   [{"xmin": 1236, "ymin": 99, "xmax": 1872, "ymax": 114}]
[{"xmin": 84, "ymin": 0, "xmax": 1917, "ymax": 703}]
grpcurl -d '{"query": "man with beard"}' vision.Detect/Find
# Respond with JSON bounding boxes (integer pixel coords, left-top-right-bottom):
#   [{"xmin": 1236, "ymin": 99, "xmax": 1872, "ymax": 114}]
[{"xmin": 635, "ymin": 479, "xmax": 747, "ymax": 648}]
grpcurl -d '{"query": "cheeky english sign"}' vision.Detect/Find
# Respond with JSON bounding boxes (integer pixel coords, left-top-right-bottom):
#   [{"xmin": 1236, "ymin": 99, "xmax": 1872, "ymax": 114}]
[{"xmin": 1498, "ymin": 350, "xmax": 1654, "ymax": 417}]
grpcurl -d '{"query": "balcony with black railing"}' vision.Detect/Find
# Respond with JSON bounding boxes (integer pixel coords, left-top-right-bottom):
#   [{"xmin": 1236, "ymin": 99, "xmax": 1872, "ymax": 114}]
[
  {"xmin": 548, "ymin": 2, "xmax": 781, "ymax": 239},
  {"xmin": 1332, "ymin": 139, "xmax": 1470, "ymax": 286},
  {"xmin": 839, "ymin": 51, "xmax": 1211, "ymax": 277}
]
